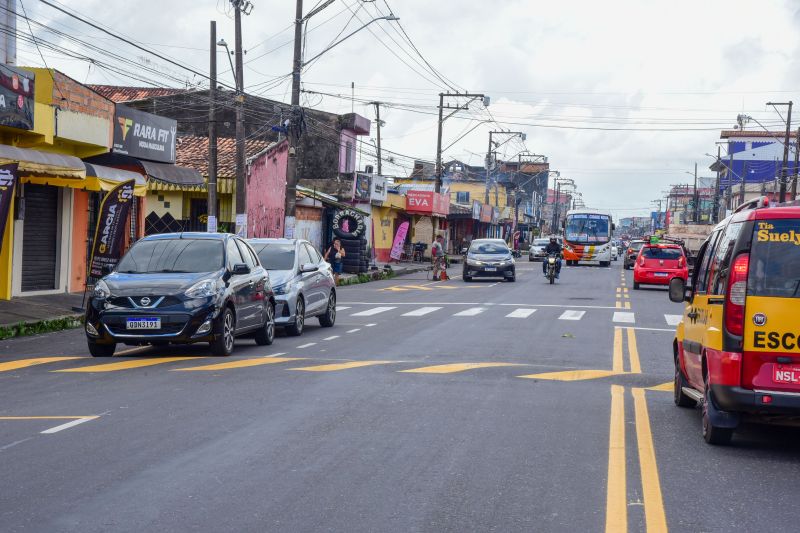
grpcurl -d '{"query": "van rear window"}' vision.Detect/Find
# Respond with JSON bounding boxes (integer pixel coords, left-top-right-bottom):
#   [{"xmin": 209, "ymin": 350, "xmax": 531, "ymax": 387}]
[{"xmin": 748, "ymin": 219, "xmax": 800, "ymax": 298}]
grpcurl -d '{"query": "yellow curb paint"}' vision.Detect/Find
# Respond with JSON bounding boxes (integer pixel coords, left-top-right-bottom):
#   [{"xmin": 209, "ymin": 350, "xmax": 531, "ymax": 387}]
[
  {"xmin": 401, "ymin": 362, "xmax": 522, "ymax": 374},
  {"xmin": 632, "ymin": 388, "xmax": 668, "ymax": 533},
  {"xmin": 289, "ymin": 361, "xmax": 392, "ymax": 372},
  {"xmin": 54, "ymin": 357, "xmax": 205, "ymax": 373},
  {"xmin": 627, "ymin": 328, "xmax": 641, "ymax": 374},
  {"xmin": 605, "ymin": 385, "xmax": 627, "ymax": 533},
  {"xmin": 518, "ymin": 369, "xmax": 624, "ymax": 381},
  {"xmin": 613, "ymin": 327, "xmax": 624, "ymax": 373},
  {"xmin": 0, "ymin": 357, "xmax": 84, "ymax": 373},
  {"xmin": 172, "ymin": 357, "xmax": 304, "ymax": 371},
  {"xmin": 648, "ymin": 382, "xmax": 673, "ymax": 392}
]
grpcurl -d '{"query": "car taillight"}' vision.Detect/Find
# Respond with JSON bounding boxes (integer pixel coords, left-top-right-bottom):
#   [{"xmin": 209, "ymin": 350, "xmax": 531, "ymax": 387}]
[
  {"xmin": 639, "ymin": 256, "xmax": 645, "ymax": 266},
  {"xmin": 724, "ymin": 253, "xmax": 750, "ymax": 336},
  {"xmin": 678, "ymin": 256, "xmax": 685, "ymax": 268}
]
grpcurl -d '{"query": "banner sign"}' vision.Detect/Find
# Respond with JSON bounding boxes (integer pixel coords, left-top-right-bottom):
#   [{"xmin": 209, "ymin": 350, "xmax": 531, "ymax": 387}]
[
  {"xmin": 113, "ymin": 104, "xmax": 177, "ymax": 163},
  {"xmin": 353, "ymin": 172, "xmax": 371, "ymax": 202},
  {"xmin": 405, "ymin": 190, "xmax": 450, "ymax": 217},
  {"xmin": 471, "ymin": 200, "xmax": 481, "ymax": 220},
  {"xmin": 0, "ymin": 65, "xmax": 34, "ymax": 131},
  {"xmin": 480, "ymin": 204, "xmax": 492, "ymax": 223},
  {"xmin": 390, "ymin": 221, "xmax": 409, "ymax": 260},
  {"xmin": 370, "ymin": 175, "xmax": 388, "ymax": 204},
  {"xmin": 0, "ymin": 163, "xmax": 18, "ymax": 251},
  {"xmin": 89, "ymin": 180, "xmax": 135, "ymax": 278}
]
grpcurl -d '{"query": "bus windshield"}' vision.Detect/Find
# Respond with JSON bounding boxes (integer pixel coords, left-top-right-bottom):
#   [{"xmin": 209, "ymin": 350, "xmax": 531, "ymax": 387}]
[{"xmin": 565, "ymin": 214, "xmax": 611, "ymax": 245}]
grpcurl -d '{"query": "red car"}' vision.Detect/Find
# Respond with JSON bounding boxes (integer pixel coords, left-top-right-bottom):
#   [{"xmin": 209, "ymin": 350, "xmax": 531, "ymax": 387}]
[{"xmin": 633, "ymin": 244, "xmax": 688, "ymax": 289}]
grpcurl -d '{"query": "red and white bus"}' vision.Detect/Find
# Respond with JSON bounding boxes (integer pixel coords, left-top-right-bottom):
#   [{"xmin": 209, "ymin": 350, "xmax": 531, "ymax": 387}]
[{"xmin": 562, "ymin": 209, "xmax": 614, "ymax": 266}]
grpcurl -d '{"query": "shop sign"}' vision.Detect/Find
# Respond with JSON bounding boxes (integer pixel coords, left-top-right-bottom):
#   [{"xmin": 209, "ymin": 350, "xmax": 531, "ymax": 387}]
[
  {"xmin": 0, "ymin": 65, "xmax": 34, "ymax": 131},
  {"xmin": 0, "ymin": 163, "xmax": 18, "ymax": 252},
  {"xmin": 480, "ymin": 204, "xmax": 492, "ymax": 223},
  {"xmin": 353, "ymin": 172, "xmax": 371, "ymax": 202},
  {"xmin": 113, "ymin": 104, "xmax": 177, "ymax": 163},
  {"xmin": 332, "ymin": 208, "xmax": 366, "ymax": 239},
  {"xmin": 89, "ymin": 180, "xmax": 136, "ymax": 278},
  {"xmin": 370, "ymin": 175, "xmax": 388, "ymax": 204},
  {"xmin": 406, "ymin": 190, "xmax": 450, "ymax": 216},
  {"xmin": 492, "ymin": 207, "xmax": 500, "ymax": 224},
  {"xmin": 472, "ymin": 200, "xmax": 481, "ymax": 220}
]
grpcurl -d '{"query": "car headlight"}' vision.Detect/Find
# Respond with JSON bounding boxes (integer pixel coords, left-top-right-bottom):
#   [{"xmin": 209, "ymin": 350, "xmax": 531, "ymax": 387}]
[
  {"xmin": 93, "ymin": 280, "xmax": 111, "ymax": 300},
  {"xmin": 185, "ymin": 279, "xmax": 218, "ymax": 299},
  {"xmin": 273, "ymin": 280, "xmax": 294, "ymax": 295},
  {"xmin": 466, "ymin": 259, "xmax": 483, "ymax": 266}
]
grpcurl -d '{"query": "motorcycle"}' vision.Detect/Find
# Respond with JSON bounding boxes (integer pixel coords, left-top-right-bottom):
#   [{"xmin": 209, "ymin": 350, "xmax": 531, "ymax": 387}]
[{"xmin": 545, "ymin": 253, "xmax": 559, "ymax": 285}]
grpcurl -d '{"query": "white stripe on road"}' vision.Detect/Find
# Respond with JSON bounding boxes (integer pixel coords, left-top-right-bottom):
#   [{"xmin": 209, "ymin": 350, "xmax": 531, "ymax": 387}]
[
  {"xmin": 665, "ymin": 314, "xmax": 682, "ymax": 326},
  {"xmin": 323, "ymin": 336, "xmax": 340, "ymax": 341},
  {"xmin": 506, "ymin": 308, "xmax": 537, "ymax": 318},
  {"xmin": 336, "ymin": 306, "xmax": 351, "ymax": 311},
  {"xmin": 346, "ymin": 329, "xmax": 361, "ymax": 333},
  {"xmin": 613, "ymin": 312, "xmax": 636, "ymax": 324},
  {"xmin": 264, "ymin": 352, "xmax": 287, "ymax": 358},
  {"xmin": 296, "ymin": 343, "xmax": 317, "ymax": 349},
  {"xmin": 41, "ymin": 417, "xmax": 98, "ymax": 434},
  {"xmin": 402, "ymin": 306, "xmax": 442, "ymax": 317},
  {"xmin": 351, "ymin": 306, "xmax": 396, "ymax": 316},
  {"xmin": 453, "ymin": 307, "xmax": 486, "ymax": 317},
  {"xmin": 558, "ymin": 310, "xmax": 585, "ymax": 321}
]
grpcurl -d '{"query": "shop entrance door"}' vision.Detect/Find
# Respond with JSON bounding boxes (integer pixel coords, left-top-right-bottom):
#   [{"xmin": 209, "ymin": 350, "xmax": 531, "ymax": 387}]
[{"xmin": 22, "ymin": 184, "xmax": 59, "ymax": 291}]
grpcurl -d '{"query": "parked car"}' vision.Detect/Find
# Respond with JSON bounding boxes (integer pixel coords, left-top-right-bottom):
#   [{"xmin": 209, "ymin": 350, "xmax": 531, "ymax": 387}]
[
  {"xmin": 248, "ymin": 238, "xmax": 336, "ymax": 336},
  {"xmin": 86, "ymin": 233, "xmax": 275, "ymax": 357},
  {"xmin": 528, "ymin": 238, "xmax": 551, "ymax": 261},
  {"xmin": 632, "ymin": 243, "xmax": 688, "ymax": 289},
  {"xmin": 463, "ymin": 238, "xmax": 516, "ymax": 282},
  {"xmin": 669, "ymin": 196, "xmax": 800, "ymax": 444},
  {"xmin": 623, "ymin": 240, "xmax": 645, "ymax": 269}
]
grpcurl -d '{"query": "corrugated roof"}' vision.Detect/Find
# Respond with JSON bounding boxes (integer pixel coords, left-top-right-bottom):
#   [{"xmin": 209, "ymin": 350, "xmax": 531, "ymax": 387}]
[
  {"xmin": 720, "ymin": 130, "xmax": 799, "ymax": 139},
  {"xmin": 176, "ymin": 135, "xmax": 272, "ymax": 179},
  {"xmin": 89, "ymin": 85, "xmax": 191, "ymax": 103}
]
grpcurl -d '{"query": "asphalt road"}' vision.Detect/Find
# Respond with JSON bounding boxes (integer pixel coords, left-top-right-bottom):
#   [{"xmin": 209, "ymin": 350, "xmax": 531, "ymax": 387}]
[{"xmin": 2, "ymin": 259, "xmax": 800, "ymax": 532}]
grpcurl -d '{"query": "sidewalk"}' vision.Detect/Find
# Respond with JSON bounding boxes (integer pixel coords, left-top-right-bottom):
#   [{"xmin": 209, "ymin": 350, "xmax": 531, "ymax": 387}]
[
  {"xmin": 339, "ymin": 261, "xmax": 429, "ymax": 284},
  {"xmin": 0, "ymin": 292, "xmax": 86, "ymax": 329}
]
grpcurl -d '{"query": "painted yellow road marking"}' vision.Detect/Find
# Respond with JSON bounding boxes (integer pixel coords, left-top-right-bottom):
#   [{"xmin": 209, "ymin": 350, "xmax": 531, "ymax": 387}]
[
  {"xmin": 518, "ymin": 369, "xmax": 624, "ymax": 381},
  {"xmin": 401, "ymin": 362, "xmax": 522, "ymax": 374},
  {"xmin": 648, "ymin": 382, "xmax": 672, "ymax": 392},
  {"xmin": 615, "ymin": 301, "xmax": 622, "ymax": 309},
  {"xmin": 606, "ymin": 385, "xmax": 627, "ymax": 533},
  {"xmin": 623, "ymin": 288, "xmax": 629, "ymax": 294},
  {"xmin": 289, "ymin": 361, "xmax": 392, "ymax": 372},
  {"xmin": 171, "ymin": 357, "xmax": 304, "ymax": 371},
  {"xmin": 632, "ymin": 388, "xmax": 668, "ymax": 532},
  {"xmin": 53, "ymin": 357, "xmax": 205, "ymax": 373},
  {"xmin": 613, "ymin": 327, "xmax": 624, "ymax": 373},
  {"xmin": 624, "ymin": 301, "xmax": 631, "ymax": 309},
  {"xmin": 627, "ymin": 328, "xmax": 641, "ymax": 374},
  {"xmin": 0, "ymin": 415, "xmax": 98, "ymax": 420},
  {"xmin": 0, "ymin": 357, "xmax": 84, "ymax": 372}
]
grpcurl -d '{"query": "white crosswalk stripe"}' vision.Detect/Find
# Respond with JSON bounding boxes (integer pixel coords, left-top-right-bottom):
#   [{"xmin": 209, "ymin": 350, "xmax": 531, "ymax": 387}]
[
  {"xmin": 336, "ymin": 306, "xmax": 351, "ymax": 311},
  {"xmin": 402, "ymin": 307, "xmax": 442, "ymax": 317},
  {"xmin": 558, "ymin": 310, "xmax": 585, "ymax": 321},
  {"xmin": 453, "ymin": 307, "xmax": 486, "ymax": 317},
  {"xmin": 351, "ymin": 306, "xmax": 396, "ymax": 317},
  {"xmin": 664, "ymin": 314, "xmax": 682, "ymax": 326},
  {"xmin": 506, "ymin": 308, "xmax": 537, "ymax": 318},
  {"xmin": 613, "ymin": 312, "xmax": 635, "ymax": 324}
]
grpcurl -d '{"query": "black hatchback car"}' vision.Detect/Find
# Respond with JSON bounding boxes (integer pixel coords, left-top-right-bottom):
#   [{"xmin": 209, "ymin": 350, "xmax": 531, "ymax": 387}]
[{"xmin": 86, "ymin": 233, "xmax": 276, "ymax": 357}]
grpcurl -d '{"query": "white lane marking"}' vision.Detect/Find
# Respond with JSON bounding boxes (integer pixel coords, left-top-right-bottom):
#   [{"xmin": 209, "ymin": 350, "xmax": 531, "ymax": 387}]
[
  {"xmin": 41, "ymin": 417, "xmax": 97, "ymax": 434},
  {"xmin": 365, "ymin": 323, "xmax": 376, "ymax": 327},
  {"xmin": 263, "ymin": 352, "xmax": 287, "ymax": 358},
  {"xmin": 296, "ymin": 343, "xmax": 317, "ymax": 349},
  {"xmin": 558, "ymin": 310, "xmax": 586, "ymax": 321},
  {"xmin": 454, "ymin": 307, "xmax": 486, "ymax": 317},
  {"xmin": 665, "ymin": 314, "xmax": 682, "ymax": 326},
  {"xmin": 340, "ymin": 301, "xmax": 619, "ymax": 310},
  {"xmin": 336, "ymin": 306, "xmax": 351, "ymax": 311},
  {"xmin": 402, "ymin": 306, "xmax": 442, "ymax": 317},
  {"xmin": 506, "ymin": 308, "xmax": 537, "ymax": 318},
  {"xmin": 323, "ymin": 336, "xmax": 340, "ymax": 341},
  {"xmin": 351, "ymin": 306, "xmax": 396, "ymax": 317},
  {"xmin": 613, "ymin": 312, "xmax": 636, "ymax": 324},
  {"xmin": 346, "ymin": 329, "xmax": 361, "ymax": 333}
]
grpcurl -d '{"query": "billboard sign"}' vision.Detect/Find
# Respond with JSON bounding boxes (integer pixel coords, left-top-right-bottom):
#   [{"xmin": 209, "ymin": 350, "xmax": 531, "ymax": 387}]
[
  {"xmin": 0, "ymin": 65, "xmax": 34, "ymax": 131},
  {"xmin": 113, "ymin": 104, "xmax": 177, "ymax": 163},
  {"xmin": 406, "ymin": 190, "xmax": 450, "ymax": 216},
  {"xmin": 370, "ymin": 175, "xmax": 388, "ymax": 204},
  {"xmin": 353, "ymin": 172, "xmax": 371, "ymax": 202}
]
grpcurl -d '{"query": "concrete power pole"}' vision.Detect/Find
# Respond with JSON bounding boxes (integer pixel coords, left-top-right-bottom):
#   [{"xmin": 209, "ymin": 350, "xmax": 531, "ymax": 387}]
[
  {"xmin": 231, "ymin": 0, "xmax": 250, "ymax": 237},
  {"xmin": 207, "ymin": 20, "xmax": 218, "ymax": 232},
  {"xmin": 373, "ymin": 102, "xmax": 382, "ymax": 176},
  {"xmin": 768, "ymin": 100, "xmax": 793, "ymax": 203},
  {"xmin": 284, "ymin": 0, "xmax": 304, "ymax": 238}
]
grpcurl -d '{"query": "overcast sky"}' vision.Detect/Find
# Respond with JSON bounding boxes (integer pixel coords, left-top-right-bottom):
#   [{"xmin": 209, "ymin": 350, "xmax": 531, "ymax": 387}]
[{"xmin": 19, "ymin": 0, "xmax": 800, "ymax": 219}]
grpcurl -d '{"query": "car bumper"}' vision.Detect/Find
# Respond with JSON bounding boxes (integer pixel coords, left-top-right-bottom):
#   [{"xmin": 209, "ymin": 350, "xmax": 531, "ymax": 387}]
[
  {"xmin": 274, "ymin": 295, "xmax": 299, "ymax": 326},
  {"xmin": 634, "ymin": 270, "xmax": 688, "ymax": 285},
  {"xmin": 712, "ymin": 384, "xmax": 800, "ymax": 416},
  {"xmin": 463, "ymin": 264, "xmax": 515, "ymax": 278}
]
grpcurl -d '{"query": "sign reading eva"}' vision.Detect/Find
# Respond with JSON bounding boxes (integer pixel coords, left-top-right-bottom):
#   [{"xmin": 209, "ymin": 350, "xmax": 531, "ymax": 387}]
[
  {"xmin": 113, "ymin": 105, "xmax": 177, "ymax": 163},
  {"xmin": 0, "ymin": 65, "xmax": 34, "ymax": 131}
]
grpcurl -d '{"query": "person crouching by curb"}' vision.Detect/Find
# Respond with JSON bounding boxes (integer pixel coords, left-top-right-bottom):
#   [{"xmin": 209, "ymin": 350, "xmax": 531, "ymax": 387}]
[{"xmin": 324, "ymin": 238, "xmax": 346, "ymax": 285}]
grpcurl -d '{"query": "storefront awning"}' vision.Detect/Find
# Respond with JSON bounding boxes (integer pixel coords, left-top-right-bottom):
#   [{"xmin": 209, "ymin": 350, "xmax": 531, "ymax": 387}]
[
  {"xmin": 296, "ymin": 185, "xmax": 370, "ymax": 215},
  {"xmin": 0, "ymin": 144, "xmax": 85, "ymax": 179},
  {"xmin": 84, "ymin": 162, "xmax": 147, "ymax": 197},
  {"xmin": 85, "ymin": 152, "xmax": 205, "ymax": 190}
]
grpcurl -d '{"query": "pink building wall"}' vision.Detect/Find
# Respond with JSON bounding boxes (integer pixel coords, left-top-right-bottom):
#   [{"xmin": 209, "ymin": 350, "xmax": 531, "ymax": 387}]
[{"xmin": 247, "ymin": 140, "xmax": 288, "ymax": 238}]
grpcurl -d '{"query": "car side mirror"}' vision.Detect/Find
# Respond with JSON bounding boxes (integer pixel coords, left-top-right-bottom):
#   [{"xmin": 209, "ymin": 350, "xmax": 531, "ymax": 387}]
[
  {"xmin": 300, "ymin": 263, "xmax": 319, "ymax": 273},
  {"xmin": 232, "ymin": 263, "xmax": 250, "ymax": 275},
  {"xmin": 669, "ymin": 277, "xmax": 688, "ymax": 303},
  {"xmin": 101, "ymin": 264, "xmax": 113, "ymax": 276}
]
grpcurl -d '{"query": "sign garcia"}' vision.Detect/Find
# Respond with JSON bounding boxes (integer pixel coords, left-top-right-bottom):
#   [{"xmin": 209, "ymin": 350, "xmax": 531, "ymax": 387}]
[
  {"xmin": 0, "ymin": 65, "xmax": 34, "ymax": 131},
  {"xmin": 113, "ymin": 104, "xmax": 177, "ymax": 163},
  {"xmin": 89, "ymin": 180, "xmax": 135, "ymax": 278}
]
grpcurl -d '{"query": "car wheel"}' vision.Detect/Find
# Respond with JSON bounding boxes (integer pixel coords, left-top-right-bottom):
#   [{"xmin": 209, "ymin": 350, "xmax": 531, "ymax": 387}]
[
  {"xmin": 210, "ymin": 307, "xmax": 235, "ymax": 356},
  {"xmin": 286, "ymin": 297, "xmax": 305, "ymax": 336},
  {"xmin": 509, "ymin": 274, "xmax": 516, "ymax": 282},
  {"xmin": 319, "ymin": 292, "xmax": 336, "ymax": 327},
  {"xmin": 529, "ymin": 257, "xmax": 533, "ymax": 262},
  {"xmin": 633, "ymin": 282, "xmax": 640, "ymax": 290},
  {"xmin": 254, "ymin": 302, "xmax": 275, "ymax": 346},
  {"xmin": 87, "ymin": 340, "xmax": 116, "ymax": 357},
  {"xmin": 462, "ymin": 275, "xmax": 472, "ymax": 282},
  {"xmin": 600, "ymin": 261, "xmax": 610, "ymax": 267},
  {"xmin": 702, "ymin": 375, "xmax": 734, "ymax": 445},
  {"xmin": 674, "ymin": 358, "xmax": 696, "ymax": 408}
]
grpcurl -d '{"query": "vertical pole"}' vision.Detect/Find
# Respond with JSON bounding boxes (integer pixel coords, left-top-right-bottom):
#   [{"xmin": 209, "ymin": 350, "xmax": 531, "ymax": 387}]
[
  {"xmin": 484, "ymin": 132, "xmax": 492, "ymax": 204},
  {"xmin": 725, "ymin": 152, "xmax": 733, "ymax": 212},
  {"xmin": 792, "ymin": 126, "xmax": 800, "ymax": 201},
  {"xmin": 208, "ymin": 21, "xmax": 218, "ymax": 232},
  {"xmin": 713, "ymin": 146, "xmax": 721, "ymax": 223},
  {"xmin": 374, "ymin": 102, "xmax": 382, "ymax": 176},
  {"xmin": 780, "ymin": 101, "xmax": 793, "ymax": 203},
  {"xmin": 233, "ymin": 5, "xmax": 246, "ymax": 236},
  {"xmin": 434, "ymin": 93, "xmax": 444, "ymax": 193},
  {"xmin": 740, "ymin": 161, "xmax": 748, "ymax": 205},
  {"xmin": 285, "ymin": 0, "xmax": 304, "ymax": 229},
  {"xmin": 693, "ymin": 162, "xmax": 698, "ymax": 223}
]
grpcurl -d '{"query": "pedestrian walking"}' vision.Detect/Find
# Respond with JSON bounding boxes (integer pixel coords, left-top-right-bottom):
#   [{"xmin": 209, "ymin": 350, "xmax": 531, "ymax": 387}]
[
  {"xmin": 324, "ymin": 238, "xmax": 346, "ymax": 285},
  {"xmin": 431, "ymin": 234, "xmax": 444, "ymax": 281}
]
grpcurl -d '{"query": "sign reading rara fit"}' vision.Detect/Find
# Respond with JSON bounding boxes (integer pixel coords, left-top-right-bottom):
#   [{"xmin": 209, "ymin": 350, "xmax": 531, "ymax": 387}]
[{"xmin": 113, "ymin": 104, "xmax": 177, "ymax": 163}]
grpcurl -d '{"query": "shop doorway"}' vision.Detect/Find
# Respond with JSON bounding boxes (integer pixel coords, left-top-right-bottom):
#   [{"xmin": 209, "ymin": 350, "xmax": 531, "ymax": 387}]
[{"xmin": 21, "ymin": 184, "xmax": 59, "ymax": 291}]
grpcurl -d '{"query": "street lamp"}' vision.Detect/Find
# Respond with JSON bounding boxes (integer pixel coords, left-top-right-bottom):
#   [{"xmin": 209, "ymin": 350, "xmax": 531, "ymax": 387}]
[{"xmin": 216, "ymin": 39, "xmax": 237, "ymax": 91}]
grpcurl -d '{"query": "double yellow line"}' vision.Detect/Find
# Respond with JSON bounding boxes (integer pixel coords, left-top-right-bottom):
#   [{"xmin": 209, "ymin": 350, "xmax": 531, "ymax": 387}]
[{"xmin": 606, "ymin": 328, "xmax": 667, "ymax": 532}]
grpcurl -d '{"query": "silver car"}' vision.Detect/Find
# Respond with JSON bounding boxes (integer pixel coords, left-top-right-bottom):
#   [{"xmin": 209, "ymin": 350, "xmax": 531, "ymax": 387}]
[
  {"xmin": 528, "ymin": 238, "xmax": 551, "ymax": 262},
  {"xmin": 248, "ymin": 238, "xmax": 336, "ymax": 336}
]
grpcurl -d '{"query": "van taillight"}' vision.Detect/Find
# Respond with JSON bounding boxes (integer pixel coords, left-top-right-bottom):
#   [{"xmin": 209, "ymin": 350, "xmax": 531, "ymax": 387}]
[{"xmin": 725, "ymin": 253, "xmax": 750, "ymax": 336}]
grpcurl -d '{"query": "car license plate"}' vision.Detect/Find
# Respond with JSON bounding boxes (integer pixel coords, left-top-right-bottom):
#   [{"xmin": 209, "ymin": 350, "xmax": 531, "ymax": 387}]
[
  {"xmin": 773, "ymin": 364, "xmax": 800, "ymax": 385},
  {"xmin": 485, "ymin": 267, "xmax": 497, "ymax": 272},
  {"xmin": 126, "ymin": 317, "xmax": 161, "ymax": 330},
  {"xmin": 654, "ymin": 272, "xmax": 668, "ymax": 277}
]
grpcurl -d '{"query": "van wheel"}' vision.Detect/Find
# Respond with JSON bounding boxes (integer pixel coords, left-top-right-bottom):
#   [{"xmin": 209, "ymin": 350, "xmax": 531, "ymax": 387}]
[
  {"xmin": 674, "ymin": 359, "xmax": 696, "ymax": 408},
  {"xmin": 702, "ymin": 377, "xmax": 734, "ymax": 445}
]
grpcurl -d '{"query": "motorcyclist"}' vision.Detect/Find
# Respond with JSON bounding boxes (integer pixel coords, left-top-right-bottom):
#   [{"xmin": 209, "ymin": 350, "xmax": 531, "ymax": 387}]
[{"xmin": 542, "ymin": 237, "xmax": 563, "ymax": 278}]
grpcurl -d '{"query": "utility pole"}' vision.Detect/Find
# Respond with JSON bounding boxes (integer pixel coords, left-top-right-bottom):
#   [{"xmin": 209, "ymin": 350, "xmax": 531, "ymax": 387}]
[
  {"xmin": 693, "ymin": 162, "xmax": 699, "ymax": 223},
  {"xmin": 793, "ymin": 126, "xmax": 800, "ymax": 201},
  {"xmin": 284, "ymin": 0, "xmax": 304, "ymax": 237},
  {"xmin": 767, "ymin": 100, "xmax": 793, "ymax": 203},
  {"xmin": 373, "ymin": 102, "xmax": 382, "ymax": 176},
  {"xmin": 231, "ymin": 0, "xmax": 251, "ymax": 237},
  {"xmin": 740, "ymin": 161, "xmax": 748, "ymax": 206},
  {"xmin": 435, "ymin": 92, "xmax": 487, "ymax": 193},
  {"xmin": 552, "ymin": 181, "xmax": 561, "ymax": 231},
  {"xmin": 207, "ymin": 20, "xmax": 218, "ymax": 232},
  {"xmin": 712, "ymin": 147, "xmax": 721, "ymax": 223},
  {"xmin": 485, "ymin": 132, "xmax": 493, "ymax": 204}
]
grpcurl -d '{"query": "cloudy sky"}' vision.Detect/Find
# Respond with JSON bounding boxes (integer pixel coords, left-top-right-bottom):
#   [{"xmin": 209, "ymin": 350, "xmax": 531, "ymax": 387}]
[{"xmin": 17, "ymin": 0, "xmax": 800, "ymax": 219}]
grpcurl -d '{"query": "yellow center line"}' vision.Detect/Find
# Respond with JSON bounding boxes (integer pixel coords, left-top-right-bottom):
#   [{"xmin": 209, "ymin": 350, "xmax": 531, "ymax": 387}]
[
  {"xmin": 517, "ymin": 369, "xmax": 623, "ymax": 381},
  {"xmin": 0, "ymin": 357, "xmax": 84, "ymax": 372},
  {"xmin": 627, "ymin": 328, "xmax": 641, "ymax": 374},
  {"xmin": 172, "ymin": 357, "xmax": 304, "ymax": 371},
  {"xmin": 53, "ymin": 357, "xmax": 205, "ymax": 373},
  {"xmin": 605, "ymin": 384, "xmax": 627, "ymax": 533},
  {"xmin": 289, "ymin": 360, "xmax": 392, "ymax": 372},
  {"xmin": 613, "ymin": 327, "xmax": 624, "ymax": 373},
  {"xmin": 647, "ymin": 382, "xmax": 673, "ymax": 392},
  {"xmin": 632, "ymin": 388, "xmax": 668, "ymax": 533},
  {"xmin": 401, "ymin": 362, "xmax": 522, "ymax": 374},
  {"xmin": 615, "ymin": 301, "xmax": 622, "ymax": 308},
  {"xmin": 0, "ymin": 415, "xmax": 98, "ymax": 420},
  {"xmin": 624, "ymin": 301, "xmax": 631, "ymax": 309}
]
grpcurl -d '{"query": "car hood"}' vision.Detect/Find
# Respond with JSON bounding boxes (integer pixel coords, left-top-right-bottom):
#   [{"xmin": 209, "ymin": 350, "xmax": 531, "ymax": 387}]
[
  {"xmin": 267, "ymin": 269, "xmax": 296, "ymax": 287},
  {"xmin": 469, "ymin": 254, "xmax": 513, "ymax": 262},
  {"xmin": 104, "ymin": 271, "xmax": 219, "ymax": 296}
]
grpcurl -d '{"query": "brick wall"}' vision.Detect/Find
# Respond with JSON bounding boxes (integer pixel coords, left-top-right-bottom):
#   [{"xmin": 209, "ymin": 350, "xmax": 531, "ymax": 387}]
[{"xmin": 54, "ymin": 71, "xmax": 114, "ymax": 120}]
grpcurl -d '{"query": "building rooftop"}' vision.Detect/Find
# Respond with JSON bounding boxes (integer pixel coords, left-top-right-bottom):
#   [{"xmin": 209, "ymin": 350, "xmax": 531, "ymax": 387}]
[
  {"xmin": 89, "ymin": 85, "xmax": 194, "ymax": 103},
  {"xmin": 720, "ymin": 130, "xmax": 799, "ymax": 139},
  {"xmin": 176, "ymin": 135, "xmax": 273, "ymax": 179}
]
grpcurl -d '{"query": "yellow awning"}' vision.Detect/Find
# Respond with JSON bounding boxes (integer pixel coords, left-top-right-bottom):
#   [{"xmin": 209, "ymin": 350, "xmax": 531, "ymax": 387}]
[
  {"xmin": 0, "ymin": 144, "xmax": 85, "ymax": 179},
  {"xmin": 84, "ymin": 163, "xmax": 147, "ymax": 197}
]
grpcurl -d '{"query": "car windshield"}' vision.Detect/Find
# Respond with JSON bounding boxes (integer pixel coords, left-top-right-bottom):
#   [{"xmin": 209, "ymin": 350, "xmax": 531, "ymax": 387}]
[
  {"xmin": 251, "ymin": 243, "xmax": 296, "ymax": 270},
  {"xmin": 630, "ymin": 242, "xmax": 644, "ymax": 250},
  {"xmin": 116, "ymin": 239, "xmax": 224, "ymax": 273},
  {"xmin": 748, "ymin": 219, "xmax": 800, "ymax": 298},
  {"xmin": 642, "ymin": 247, "xmax": 682, "ymax": 259},
  {"xmin": 534, "ymin": 239, "xmax": 550, "ymax": 246},
  {"xmin": 470, "ymin": 242, "xmax": 509, "ymax": 254}
]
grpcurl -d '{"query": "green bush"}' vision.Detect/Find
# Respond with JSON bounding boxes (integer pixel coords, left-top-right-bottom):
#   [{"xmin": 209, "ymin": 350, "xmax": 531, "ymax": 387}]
[{"xmin": 0, "ymin": 315, "xmax": 84, "ymax": 340}]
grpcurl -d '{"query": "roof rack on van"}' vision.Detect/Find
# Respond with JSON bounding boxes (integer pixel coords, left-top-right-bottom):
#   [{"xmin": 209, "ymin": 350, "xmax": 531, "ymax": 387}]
[{"xmin": 733, "ymin": 195, "xmax": 771, "ymax": 214}]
